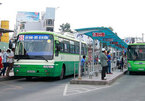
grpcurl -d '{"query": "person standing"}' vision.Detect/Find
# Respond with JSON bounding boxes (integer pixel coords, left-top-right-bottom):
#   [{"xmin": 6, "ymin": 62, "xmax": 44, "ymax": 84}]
[
  {"xmin": 107, "ymin": 51, "xmax": 112, "ymax": 74},
  {"xmin": 100, "ymin": 48, "xmax": 108, "ymax": 80},
  {"xmin": 6, "ymin": 49, "xmax": 14, "ymax": 77},
  {"xmin": 0, "ymin": 50, "xmax": 8, "ymax": 76},
  {"xmin": 0, "ymin": 49, "xmax": 3, "ymax": 71},
  {"xmin": 120, "ymin": 54, "xmax": 124, "ymax": 72},
  {"xmin": 0, "ymin": 55, "xmax": 3, "ymax": 71},
  {"xmin": 81, "ymin": 55, "xmax": 86, "ymax": 76}
]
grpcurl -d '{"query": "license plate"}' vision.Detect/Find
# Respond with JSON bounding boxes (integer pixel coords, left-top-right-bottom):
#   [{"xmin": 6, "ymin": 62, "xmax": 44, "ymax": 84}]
[
  {"xmin": 27, "ymin": 70, "xmax": 35, "ymax": 73},
  {"xmin": 138, "ymin": 68, "xmax": 144, "ymax": 70}
]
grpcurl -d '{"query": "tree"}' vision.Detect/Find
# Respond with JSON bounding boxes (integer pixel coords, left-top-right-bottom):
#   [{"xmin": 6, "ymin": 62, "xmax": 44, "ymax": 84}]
[
  {"xmin": 114, "ymin": 32, "xmax": 117, "ymax": 35},
  {"xmin": 108, "ymin": 27, "xmax": 113, "ymax": 32},
  {"xmin": 59, "ymin": 23, "xmax": 73, "ymax": 33}
]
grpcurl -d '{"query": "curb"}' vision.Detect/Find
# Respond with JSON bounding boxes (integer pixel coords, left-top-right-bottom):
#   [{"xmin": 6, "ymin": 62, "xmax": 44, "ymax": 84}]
[
  {"xmin": 70, "ymin": 70, "xmax": 128, "ymax": 85},
  {"xmin": 0, "ymin": 76, "xmax": 22, "ymax": 81},
  {"xmin": 107, "ymin": 70, "xmax": 128, "ymax": 85}
]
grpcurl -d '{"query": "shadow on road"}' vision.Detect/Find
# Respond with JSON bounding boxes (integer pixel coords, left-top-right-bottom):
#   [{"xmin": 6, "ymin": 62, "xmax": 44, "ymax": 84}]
[
  {"xmin": 127, "ymin": 71, "xmax": 145, "ymax": 76},
  {"xmin": 16, "ymin": 75, "xmax": 74, "ymax": 82}
]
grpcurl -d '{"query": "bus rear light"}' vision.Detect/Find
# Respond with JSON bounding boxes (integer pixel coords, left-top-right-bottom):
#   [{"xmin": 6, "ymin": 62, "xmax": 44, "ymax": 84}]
[
  {"xmin": 43, "ymin": 65, "xmax": 49, "ymax": 68},
  {"xmin": 45, "ymin": 70, "xmax": 48, "ymax": 72}
]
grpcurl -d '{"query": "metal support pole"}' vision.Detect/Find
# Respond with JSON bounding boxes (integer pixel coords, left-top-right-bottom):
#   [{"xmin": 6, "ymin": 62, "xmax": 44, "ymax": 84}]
[
  {"xmin": 142, "ymin": 33, "xmax": 144, "ymax": 42},
  {"xmin": 74, "ymin": 63, "xmax": 76, "ymax": 79},
  {"xmin": 100, "ymin": 42, "xmax": 103, "ymax": 51},
  {"xmin": 92, "ymin": 40, "xmax": 95, "ymax": 73},
  {"xmin": 78, "ymin": 37, "xmax": 82, "ymax": 80}
]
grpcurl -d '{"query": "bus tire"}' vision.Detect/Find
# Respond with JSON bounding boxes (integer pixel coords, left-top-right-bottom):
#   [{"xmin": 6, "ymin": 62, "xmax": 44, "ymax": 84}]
[
  {"xmin": 59, "ymin": 67, "xmax": 65, "ymax": 80},
  {"xmin": 26, "ymin": 77, "xmax": 32, "ymax": 80},
  {"xmin": 129, "ymin": 71, "xmax": 134, "ymax": 75}
]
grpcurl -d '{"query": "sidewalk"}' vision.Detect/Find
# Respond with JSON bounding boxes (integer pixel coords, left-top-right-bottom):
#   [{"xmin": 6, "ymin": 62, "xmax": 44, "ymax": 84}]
[
  {"xmin": 0, "ymin": 70, "xmax": 15, "ymax": 81},
  {"xmin": 70, "ymin": 69, "xmax": 128, "ymax": 85}
]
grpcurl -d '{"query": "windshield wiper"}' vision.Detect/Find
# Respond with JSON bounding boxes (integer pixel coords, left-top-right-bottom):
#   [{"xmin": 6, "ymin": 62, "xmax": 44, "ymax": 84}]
[
  {"xmin": 16, "ymin": 55, "xmax": 29, "ymax": 61},
  {"xmin": 17, "ymin": 55, "xmax": 21, "ymax": 61},
  {"xmin": 35, "ymin": 56, "xmax": 48, "ymax": 62}
]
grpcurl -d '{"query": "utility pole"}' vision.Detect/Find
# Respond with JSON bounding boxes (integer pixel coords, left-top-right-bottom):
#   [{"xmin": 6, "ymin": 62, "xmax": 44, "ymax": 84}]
[{"xmin": 142, "ymin": 33, "xmax": 144, "ymax": 42}]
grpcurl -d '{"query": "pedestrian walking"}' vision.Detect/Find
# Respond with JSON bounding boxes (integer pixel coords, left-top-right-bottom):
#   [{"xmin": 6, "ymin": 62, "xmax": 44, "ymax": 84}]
[
  {"xmin": 100, "ymin": 48, "xmax": 108, "ymax": 80},
  {"xmin": 0, "ymin": 50, "xmax": 8, "ymax": 76},
  {"xmin": 81, "ymin": 55, "xmax": 86, "ymax": 76},
  {"xmin": 120, "ymin": 55, "xmax": 124, "ymax": 72},
  {"xmin": 6, "ymin": 49, "xmax": 14, "ymax": 77},
  {"xmin": 107, "ymin": 51, "xmax": 112, "ymax": 74}
]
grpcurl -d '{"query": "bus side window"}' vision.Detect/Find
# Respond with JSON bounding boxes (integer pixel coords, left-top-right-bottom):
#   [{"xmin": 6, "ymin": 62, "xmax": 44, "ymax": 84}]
[
  {"xmin": 74, "ymin": 42, "xmax": 79, "ymax": 54},
  {"xmin": 70, "ymin": 44, "xmax": 75, "ymax": 54},
  {"xmin": 67, "ymin": 43, "xmax": 70, "ymax": 53},
  {"xmin": 75, "ymin": 45, "xmax": 79, "ymax": 54},
  {"xmin": 55, "ymin": 42, "xmax": 61, "ymax": 56},
  {"xmin": 60, "ymin": 42, "xmax": 64, "ymax": 52},
  {"xmin": 64, "ymin": 43, "xmax": 67, "ymax": 53}
]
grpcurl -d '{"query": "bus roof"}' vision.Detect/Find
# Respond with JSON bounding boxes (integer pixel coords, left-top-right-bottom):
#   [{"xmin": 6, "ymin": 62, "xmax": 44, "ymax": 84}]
[{"xmin": 128, "ymin": 43, "xmax": 145, "ymax": 45}]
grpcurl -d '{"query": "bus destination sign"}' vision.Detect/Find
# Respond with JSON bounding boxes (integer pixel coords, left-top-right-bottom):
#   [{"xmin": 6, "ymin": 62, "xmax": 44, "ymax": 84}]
[{"xmin": 19, "ymin": 35, "xmax": 50, "ymax": 41}]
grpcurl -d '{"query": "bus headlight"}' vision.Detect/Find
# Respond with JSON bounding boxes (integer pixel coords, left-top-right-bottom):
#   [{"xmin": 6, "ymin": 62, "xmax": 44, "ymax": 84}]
[
  {"xmin": 48, "ymin": 66, "xmax": 54, "ymax": 68},
  {"xmin": 43, "ymin": 65, "xmax": 54, "ymax": 68},
  {"xmin": 128, "ymin": 63, "xmax": 131, "ymax": 68}
]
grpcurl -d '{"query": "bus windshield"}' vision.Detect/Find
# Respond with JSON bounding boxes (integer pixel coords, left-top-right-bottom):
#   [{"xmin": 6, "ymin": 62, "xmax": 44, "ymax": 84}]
[
  {"xmin": 15, "ymin": 34, "xmax": 54, "ymax": 60},
  {"xmin": 127, "ymin": 45, "xmax": 145, "ymax": 61}
]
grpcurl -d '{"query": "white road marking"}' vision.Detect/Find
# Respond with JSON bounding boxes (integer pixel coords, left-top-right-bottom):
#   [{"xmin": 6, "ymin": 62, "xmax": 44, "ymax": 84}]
[
  {"xmin": 63, "ymin": 84, "xmax": 68, "ymax": 96},
  {"xmin": 63, "ymin": 84, "xmax": 111, "ymax": 96}
]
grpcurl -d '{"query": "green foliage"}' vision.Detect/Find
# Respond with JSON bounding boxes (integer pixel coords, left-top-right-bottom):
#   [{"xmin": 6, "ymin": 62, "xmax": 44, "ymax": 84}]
[
  {"xmin": 108, "ymin": 27, "xmax": 113, "ymax": 31},
  {"xmin": 59, "ymin": 23, "xmax": 73, "ymax": 33}
]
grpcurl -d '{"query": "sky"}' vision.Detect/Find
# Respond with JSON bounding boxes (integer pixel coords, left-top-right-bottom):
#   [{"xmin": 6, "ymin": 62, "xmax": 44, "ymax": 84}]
[{"xmin": 0, "ymin": 0, "xmax": 145, "ymax": 39}]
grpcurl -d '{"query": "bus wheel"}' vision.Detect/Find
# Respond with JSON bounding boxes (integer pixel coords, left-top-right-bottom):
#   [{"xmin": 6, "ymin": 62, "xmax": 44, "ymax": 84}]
[
  {"xmin": 59, "ymin": 67, "xmax": 65, "ymax": 80},
  {"xmin": 129, "ymin": 71, "xmax": 134, "ymax": 75},
  {"xmin": 26, "ymin": 77, "xmax": 32, "ymax": 80}
]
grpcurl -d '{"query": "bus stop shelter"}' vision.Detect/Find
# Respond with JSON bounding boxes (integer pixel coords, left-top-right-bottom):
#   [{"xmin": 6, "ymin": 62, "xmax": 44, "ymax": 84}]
[
  {"xmin": 75, "ymin": 27, "xmax": 128, "ymax": 79},
  {"xmin": 0, "ymin": 28, "xmax": 14, "ymax": 33}
]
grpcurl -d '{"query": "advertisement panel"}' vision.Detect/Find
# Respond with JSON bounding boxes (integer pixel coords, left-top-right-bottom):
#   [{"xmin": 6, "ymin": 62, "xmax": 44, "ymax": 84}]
[
  {"xmin": 16, "ymin": 11, "xmax": 39, "ymax": 22},
  {"xmin": 1, "ymin": 20, "xmax": 9, "ymax": 43}
]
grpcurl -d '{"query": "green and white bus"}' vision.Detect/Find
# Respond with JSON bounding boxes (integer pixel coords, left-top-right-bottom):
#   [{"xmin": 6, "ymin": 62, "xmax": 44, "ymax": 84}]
[
  {"xmin": 14, "ymin": 31, "xmax": 87, "ymax": 80},
  {"xmin": 127, "ymin": 43, "xmax": 145, "ymax": 74}
]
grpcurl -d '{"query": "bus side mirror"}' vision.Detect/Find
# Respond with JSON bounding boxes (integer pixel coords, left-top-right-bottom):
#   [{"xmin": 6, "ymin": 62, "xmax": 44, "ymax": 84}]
[
  {"xmin": 55, "ymin": 41, "xmax": 60, "ymax": 51},
  {"xmin": 56, "ymin": 44, "xmax": 61, "ymax": 51}
]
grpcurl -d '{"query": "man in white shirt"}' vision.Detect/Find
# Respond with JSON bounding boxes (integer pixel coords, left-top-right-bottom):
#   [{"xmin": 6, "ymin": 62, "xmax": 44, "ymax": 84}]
[{"xmin": 6, "ymin": 49, "xmax": 14, "ymax": 77}]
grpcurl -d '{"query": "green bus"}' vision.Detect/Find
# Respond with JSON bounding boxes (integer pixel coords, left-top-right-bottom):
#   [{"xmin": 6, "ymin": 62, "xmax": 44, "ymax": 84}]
[
  {"xmin": 14, "ymin": 31, "xmax": 87, "ymax": 80},
  {"xmin": 127, "ymin": 43, "xmax": 145, "ymax": 74}
]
